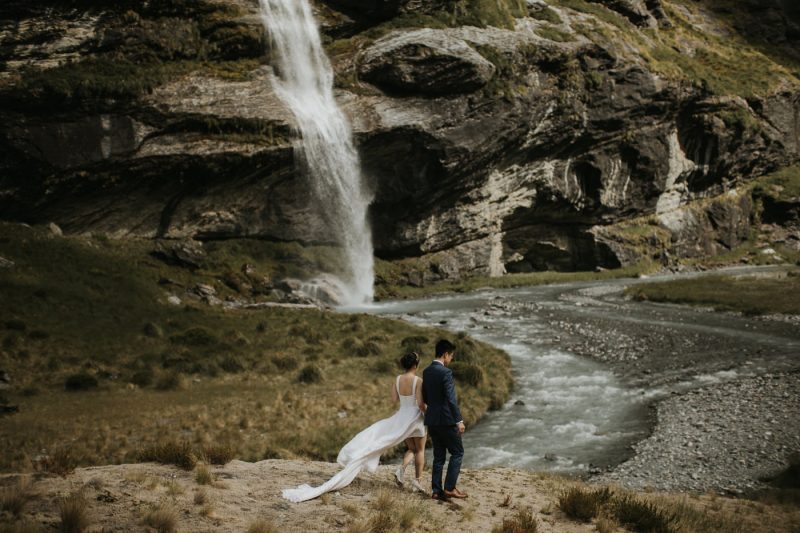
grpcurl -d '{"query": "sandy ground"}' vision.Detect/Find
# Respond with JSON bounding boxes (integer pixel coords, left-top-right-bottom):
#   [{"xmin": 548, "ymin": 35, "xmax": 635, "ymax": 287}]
[{"xmin": 1, "ymin": 460, "xmax": 597, "ymax": 532}]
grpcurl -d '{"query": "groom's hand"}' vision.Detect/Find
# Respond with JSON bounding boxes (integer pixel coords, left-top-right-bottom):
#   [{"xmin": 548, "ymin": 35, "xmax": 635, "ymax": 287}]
[{"xmin": 457, "ymin": 421, "xmax": 465, "ymax": 434}]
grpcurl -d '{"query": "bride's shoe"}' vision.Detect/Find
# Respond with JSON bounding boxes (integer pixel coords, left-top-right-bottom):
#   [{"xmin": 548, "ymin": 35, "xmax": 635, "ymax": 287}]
[
  {"xmin": 410, "ymin": 478, "xmax": 426, "ymax": 494},
  {"xmin": 394, "ymin": 465, "xmax": 405, "ymax": 486}
]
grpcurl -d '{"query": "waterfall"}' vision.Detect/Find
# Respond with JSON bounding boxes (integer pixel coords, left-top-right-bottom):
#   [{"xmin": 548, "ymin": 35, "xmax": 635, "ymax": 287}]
[{"xmin": 259, "ymin": 0, "xmax": 374, "ymax": 305}]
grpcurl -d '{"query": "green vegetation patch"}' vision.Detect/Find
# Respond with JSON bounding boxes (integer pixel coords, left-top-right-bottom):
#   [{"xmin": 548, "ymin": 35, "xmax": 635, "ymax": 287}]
[
  {"xmin": 626, "ymin": 270, "xmax": 800, "ymax": 315},
  {"xmin": 751, "ymin": 165, "xmax": 800, "ymax": 203},
  {"xmin": 0, "ymin": 223, "xmax": 512, "ymax": 471}
]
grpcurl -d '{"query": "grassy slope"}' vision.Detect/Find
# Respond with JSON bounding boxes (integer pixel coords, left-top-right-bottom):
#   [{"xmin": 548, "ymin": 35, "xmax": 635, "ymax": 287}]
[
  {"xmin": 626, "ymin": 270, "xmax": 800, "ymax": 315},
  {"xmin": 0, "ymin": 223, "xmax": 512, "ymax": 472}
]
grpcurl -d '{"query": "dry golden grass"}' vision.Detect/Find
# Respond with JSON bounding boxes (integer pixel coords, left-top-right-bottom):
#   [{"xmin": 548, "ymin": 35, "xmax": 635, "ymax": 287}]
[
  {"xmin": 141, "ymin": 504, "xmax": 178, "ymax": 532},
  {"xmin": 58, "ymin": 491, "xmax": 91, "ymax": 533},
  {"xmin": 194, "ymin": 464, "xmax": 214, "ymax": 485},
  {"xmin": 0, "ymin": 476, "xmax": 33, "ymax": 517},
  {"xmin": 246, "ymin": 519, "xmax": 279, "ymax": 533},
  {"xmin": 193, "ymin": 488, "xmax": 207, "ymax": 506}
]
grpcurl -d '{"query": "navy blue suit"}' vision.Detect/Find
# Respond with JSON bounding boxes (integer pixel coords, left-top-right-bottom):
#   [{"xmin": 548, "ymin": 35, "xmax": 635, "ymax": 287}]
[{"xmin": 422, "ymin": 360, "xmax": 464, "ymax": 496}]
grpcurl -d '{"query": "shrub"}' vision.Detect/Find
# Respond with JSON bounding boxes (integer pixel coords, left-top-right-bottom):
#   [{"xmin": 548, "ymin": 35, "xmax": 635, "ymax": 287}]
[
  {"xmin": 288, "ymin": 324, "xmax": 324, "ymax": 344},
  {"xmin": 64, "ymin": 373, "xmax": 98, "ymax": 391},
  {"xmin": 169, "ymin": 327, "xmax": 219, "ymax": 347},
  {"xmin": 297, "ymin": 364, "xmax": 323, "ymax": 384},
  {"xmin": 355, "ymin": 340, "xmax": 381, "ymax": 357},
  {"xmin": 0, "ymin": 476, "xmax": 33, "ymax": 516},
  {"xmin": 271, "ymin": 354, "xmax": 298, "ymax": 371},
  {"xmin": 131, "ymin": 368, "xmax": 154, "ymax": 387},
  {"xmin": 28, "ymin": 329, "xmax": 49, "ymax": 340},
  {"xmin": 4, "ymin": 319, "xmax": 26, "ymax": 331},
  {"xmin": 202, "ymin": 444, "xmax": 236, "ymax": 465},
  {"xmin": 219, "ymin": 355, "xmax": 245, "ymax": 373},
  {"xmin": 35, "ymin": 448, "xmax": 76, "ymax": 476},
  {"xmin": 558, "ymin": 486, "xmax": 611, "ymax": 522},
  {"xmin": 141, "ymin": 504, "xmax": 177, "ymax": 533},
  {"xmin": 142, "ymin": 322, "xmax": 163, "ymax": 338},
  {"xmin": 612, "ymin": 494, "xmax": 675, "ymax": 533},
  {"xmin": 493, "ymin": 506, "xmax": 538, "ymax": 532},
  {"xmin": 450, "ymin": 362, "xmax": 484, "ymax": 387},
  {"xmin": 154, "ymin": 371, "xmax": 185, "ymax": 391},
  {"xmin": 59, "ymin": 491, "xmax": 91, "ymax": 533},
  {"xmin": 138, "ymin": 440, "xmax": 197, "ymax": 470},
  {"xmin": 400, "ymin": 335, "xmax": 428, "ymax": 348}
]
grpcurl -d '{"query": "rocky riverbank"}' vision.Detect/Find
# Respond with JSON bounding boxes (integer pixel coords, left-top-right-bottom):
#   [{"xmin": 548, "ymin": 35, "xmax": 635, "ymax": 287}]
[{"xmin": 535, "ymin": 274, "xmax": 800, "ymax": 494}]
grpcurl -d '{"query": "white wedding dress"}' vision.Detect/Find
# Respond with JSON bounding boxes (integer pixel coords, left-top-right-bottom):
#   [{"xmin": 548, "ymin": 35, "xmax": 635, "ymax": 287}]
[{"xmin": 282, "ymin": 376, "xmax": 426, "ymax": 503}]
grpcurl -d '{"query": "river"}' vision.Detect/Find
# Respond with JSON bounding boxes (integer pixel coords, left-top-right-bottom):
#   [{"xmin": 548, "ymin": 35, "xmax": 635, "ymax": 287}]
[{"xmin": 352, "ymin": 267, "xmax": 800, "ymax": 479}]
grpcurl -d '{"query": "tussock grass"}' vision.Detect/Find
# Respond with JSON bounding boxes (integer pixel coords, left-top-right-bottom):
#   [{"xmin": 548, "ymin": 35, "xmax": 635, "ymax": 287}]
[
  {"xmin": 195, "ymin": 464, "xmax": 214, "ymax": 485},
  {"xmin": 59, "ymin": 491, "xmax": 91, "ymax": 533},
  {"xmin": 0, "ymin": 223, "xmax": 512, "ymax": 470},
  {"xmin": 138, "ymin": 440, "xmax": 197, "ymax": 470},
  {"xmin": 0, "ymin": 476, "xmax": 33, "ymax": 517},
  {"xmin": 201, "ymin": 444, "xmax": 235, "ymax": 465},
  {"xmin": 558, "ymin": 486, "xmax": 612, "ymax": 522},
  {"xmin": 493, "ymin": 506, "xmax": 538, "ymax": 532},
  {"xmin": 141, "ymin": 504, "xmax": 178, "ymax": 533},
  {"xmin": 553, "ymin": 481, "xmax": 767, "ymax": 533},
  {"xmin": 246, "ymin": 519, "xmax": 279, "ymax": 533}
]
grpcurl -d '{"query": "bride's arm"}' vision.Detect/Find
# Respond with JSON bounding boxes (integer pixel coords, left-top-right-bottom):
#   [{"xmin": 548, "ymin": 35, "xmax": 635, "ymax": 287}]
[
  {"xmin": 416, "ymin": 379, "xmax": 426, "ymax": 413},
  {"xmin": 391, "ymin": 378, "xmax": 399, "ymax": 403}
]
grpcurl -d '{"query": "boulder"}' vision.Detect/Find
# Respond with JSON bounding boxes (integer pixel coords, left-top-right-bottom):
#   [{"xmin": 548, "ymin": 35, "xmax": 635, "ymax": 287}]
[
  {"xmin": 359, "ymin": 29, "xmax": 496, "ymax": 96},
  {"xmin": 151, "ymin": 240, "xmax": 206, "ymax": 270}
]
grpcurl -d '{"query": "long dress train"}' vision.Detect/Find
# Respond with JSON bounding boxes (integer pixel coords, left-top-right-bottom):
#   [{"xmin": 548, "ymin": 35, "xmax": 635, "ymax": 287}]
[{"xmin": 282, "ymin": 376, "xmax": 425, "ymax": 503}]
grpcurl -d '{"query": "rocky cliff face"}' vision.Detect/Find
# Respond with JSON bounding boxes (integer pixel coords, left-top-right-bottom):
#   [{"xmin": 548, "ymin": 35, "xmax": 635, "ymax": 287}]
[{"xmin": 1, "ymin": 0, "xmax": 799, "ymax": 284}]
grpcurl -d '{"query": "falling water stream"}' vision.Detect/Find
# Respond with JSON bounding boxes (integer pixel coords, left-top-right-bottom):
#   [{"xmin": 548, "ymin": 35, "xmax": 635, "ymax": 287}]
[{"xmin": 259, "ymin": 0, "xmax": 374, "ymax": 305}]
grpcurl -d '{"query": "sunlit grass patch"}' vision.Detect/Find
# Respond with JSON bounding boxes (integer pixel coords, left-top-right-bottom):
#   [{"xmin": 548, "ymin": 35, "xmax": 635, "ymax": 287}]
[
  {"xmin": 141, "ymin": 503, "xmax": 178, "ymax": 532},
  {"xmin": 626, "ymin": 270, "xmax": 800, "ymax": 315}
]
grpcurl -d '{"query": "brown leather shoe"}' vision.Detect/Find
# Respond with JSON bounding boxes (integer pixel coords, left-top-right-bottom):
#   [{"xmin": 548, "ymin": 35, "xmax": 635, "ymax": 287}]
[
  {"xmin": 444, "ymin": 488, "xmax": 468, "ymax": 499},
  {"xmin": 431, "ymin": 492, "xmax": 449, "ymax": 501}
]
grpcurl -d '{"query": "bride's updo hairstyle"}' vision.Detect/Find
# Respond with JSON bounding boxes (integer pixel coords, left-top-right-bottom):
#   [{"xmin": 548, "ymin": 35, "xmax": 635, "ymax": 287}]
[{"xmin": 400, "ymin": 351, "xmax": 420, "ymax": 371}]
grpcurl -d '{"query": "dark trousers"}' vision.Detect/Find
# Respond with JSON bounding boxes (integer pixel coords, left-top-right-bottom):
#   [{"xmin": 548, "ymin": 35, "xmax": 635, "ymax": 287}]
[{"xmin": 428, "ymin": 425, "xmax": 464, "ymax": 495}]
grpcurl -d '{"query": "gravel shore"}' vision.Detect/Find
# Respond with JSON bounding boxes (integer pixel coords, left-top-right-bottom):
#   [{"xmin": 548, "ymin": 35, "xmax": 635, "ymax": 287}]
[{"xmin": 537, "ymin": 280, "xmax": 800, "ymax": 493}]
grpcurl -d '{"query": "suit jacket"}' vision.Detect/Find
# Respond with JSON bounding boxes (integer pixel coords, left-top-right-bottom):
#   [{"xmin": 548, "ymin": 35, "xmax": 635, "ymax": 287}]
[{"xmin": 422, "ymin": 361, "xmax": 462, "ymax": 426}]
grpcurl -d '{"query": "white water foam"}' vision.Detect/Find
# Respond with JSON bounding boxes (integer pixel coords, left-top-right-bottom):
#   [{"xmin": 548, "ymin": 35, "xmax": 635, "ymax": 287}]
[{"xmin": 259, "ymin": 0, "xmax": 374, "ymax": 305}]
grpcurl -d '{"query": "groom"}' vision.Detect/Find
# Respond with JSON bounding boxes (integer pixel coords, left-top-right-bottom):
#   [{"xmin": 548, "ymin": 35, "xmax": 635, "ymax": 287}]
[{"xmin": 422, "ymin": 339, "xmax": 468, "ymax": 500}]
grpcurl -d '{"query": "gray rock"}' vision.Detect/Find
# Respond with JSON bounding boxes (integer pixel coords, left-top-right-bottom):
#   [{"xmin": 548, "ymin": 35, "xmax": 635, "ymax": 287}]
[
  {"xmin": 48, "ymin": 222, "xmax": 63, "ymax": 236},
  {"xmin": 360, "ymin": 29, "xmax": 496, "ymax": 96},
  {"xmin": 151, "ymin": 240, "xmax": 206, "ymax": 270}
]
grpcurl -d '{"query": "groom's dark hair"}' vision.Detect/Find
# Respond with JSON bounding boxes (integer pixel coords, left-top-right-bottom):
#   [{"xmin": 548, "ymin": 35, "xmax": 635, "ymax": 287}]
[{"xmin": 435, "ymin": 339, "xmax": 456, "ymax": 358}]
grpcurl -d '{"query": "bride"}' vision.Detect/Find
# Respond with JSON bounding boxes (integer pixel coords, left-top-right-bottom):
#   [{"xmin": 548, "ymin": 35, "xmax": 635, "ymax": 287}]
[{"xmin": 282, "ymin": 351, "xmax": 427, "ymax": 502}]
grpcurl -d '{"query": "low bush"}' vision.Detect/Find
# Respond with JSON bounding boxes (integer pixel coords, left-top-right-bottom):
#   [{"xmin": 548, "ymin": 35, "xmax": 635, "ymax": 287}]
[
  {"xmin": 131, "ymin": 368, "xmax": 154, "ymax": 387},
  {"xmin": 271, "ymin": 354, "xmax": 298, "ymax": 370},
  {"xmin": 612, "ymin": 494, "xmax": 676, "ymax": 533},
  {"xmin": 297, "ymin": 364, "xmax": 323, "ymax": 384},
  {"xmin": 141, "ymin": 504, "xmax": 177, "ymax": 533},
  {"xmin": 138, "ymin": 440, "xmax": 197, "ymax": 470},
  {"xmin": 558, "ymin": 486, "xmax": 611, "ymax": 522},
  {"xmin": 169, "ymin": 327, "xmax": 219, "ymax": 347},
  {"xmin": 154, "ymin": 371, "xmax": 185, "ymax": 391},
  {"xmin": 202, "ymin": 444, "xmax": 236, "ymax": 465},
  {"xmin": 64, "ymin": 373, "xmax": 98, "ymax": 391},
  {"xmin": 450, "ymin": 362, "xmax": 484, "ymax": 387}
]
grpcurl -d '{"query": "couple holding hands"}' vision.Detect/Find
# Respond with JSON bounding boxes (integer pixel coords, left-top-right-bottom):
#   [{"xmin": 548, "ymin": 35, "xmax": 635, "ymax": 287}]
[{"xmin": 282, "ymin": 339, "xmax": 468, "ymax": 503}]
